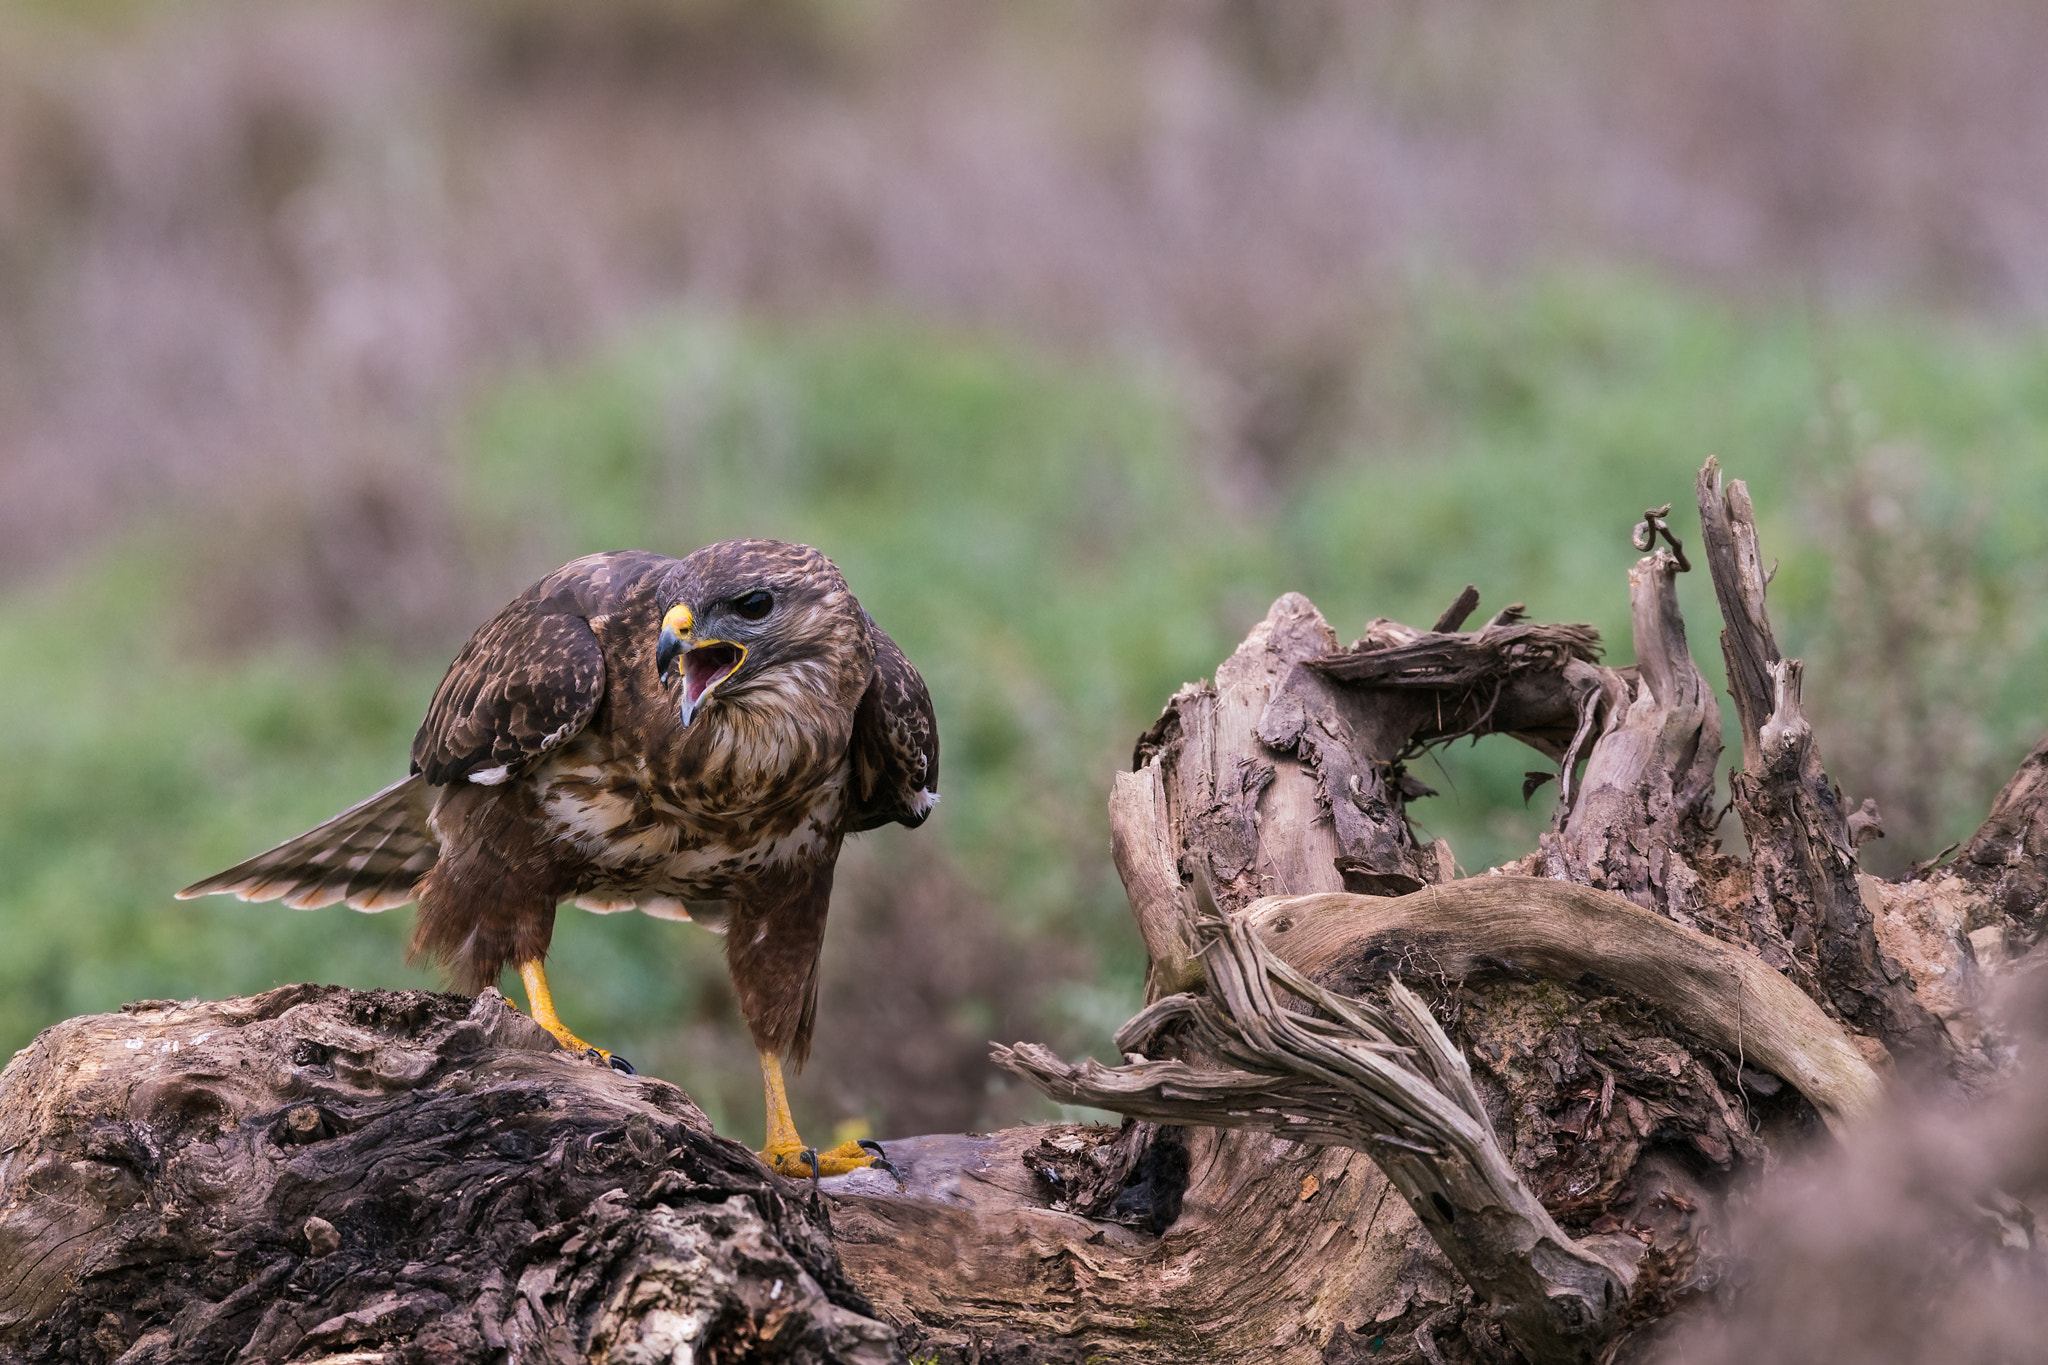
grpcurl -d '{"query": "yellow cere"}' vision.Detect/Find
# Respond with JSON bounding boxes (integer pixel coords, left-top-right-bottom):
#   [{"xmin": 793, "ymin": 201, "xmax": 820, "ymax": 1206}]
[{"xmin": 662, "ymin": 604, "xmax": 694, "ymax": 636}]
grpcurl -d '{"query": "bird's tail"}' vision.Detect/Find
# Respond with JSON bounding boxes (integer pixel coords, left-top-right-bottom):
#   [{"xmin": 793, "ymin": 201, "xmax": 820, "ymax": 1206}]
[{"xmin": 177, "ymin": 775, "xmax": 439, "ymax": 912}]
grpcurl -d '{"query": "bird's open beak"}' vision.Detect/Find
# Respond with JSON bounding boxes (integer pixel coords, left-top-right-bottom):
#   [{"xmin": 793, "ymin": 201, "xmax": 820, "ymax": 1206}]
[
  {"xmin": 657, "ymin": 604, "xmax": 747, "ymax": 727},
  {"xmin": 676, "ymin": 640, "xmax": 745, "ymax": 727}
]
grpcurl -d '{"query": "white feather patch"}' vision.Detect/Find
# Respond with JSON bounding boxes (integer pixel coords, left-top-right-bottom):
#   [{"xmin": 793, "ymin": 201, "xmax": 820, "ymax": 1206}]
[
  {"xmin": 572, "ymin": 892, "xmax": 697, "ymax": 923},
  {"xmin": 637, "ymin": 896, "xmax": 694, "ymax": 922},
  {"xmin": 467, "ymin": 765, "xmax": 512, "ymax": 786},
  {"xmin": 572, "ymin": 892, "xmax": 641, "ymax": 913},
  {"xmin": 911, "ymin": 788, "xmax": 941, "ymax": 817}
]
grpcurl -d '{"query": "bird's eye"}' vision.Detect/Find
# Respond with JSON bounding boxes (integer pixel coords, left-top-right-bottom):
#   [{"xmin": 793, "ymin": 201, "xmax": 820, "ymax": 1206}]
[{"xmin": 732, "ymin": 590, "xmax": 774, "ymax": 621}]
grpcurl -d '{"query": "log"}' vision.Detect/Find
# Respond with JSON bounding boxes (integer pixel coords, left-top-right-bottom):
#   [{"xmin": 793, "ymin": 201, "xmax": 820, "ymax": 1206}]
[{"xmin": 0, "ymin": 985, "xmax": 898, "ymax": 1365}]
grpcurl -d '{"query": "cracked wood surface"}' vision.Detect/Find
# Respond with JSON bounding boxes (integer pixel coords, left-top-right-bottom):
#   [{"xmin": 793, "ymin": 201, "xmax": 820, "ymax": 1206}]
[
  {"xmin": 0, "ymin": 986, "xmax": 897, "ymax": 1365},
  {"xmin": 1241, "ymin": 878, "xmax": 1883, "ymax": 1133},
  {"xmin": 998, "ymin": 906, "xmax": 1640, "ymax": 1365},
  {"xmin": 1524, "ymin": 548, "xmax": 1726, "ymax": 927}
]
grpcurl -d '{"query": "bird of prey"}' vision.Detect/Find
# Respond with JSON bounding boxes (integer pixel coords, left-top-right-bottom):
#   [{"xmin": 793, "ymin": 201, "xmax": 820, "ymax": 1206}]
[{"xmin": 180, "ymin": 540, "xmax": 939, "ymax": 1177}]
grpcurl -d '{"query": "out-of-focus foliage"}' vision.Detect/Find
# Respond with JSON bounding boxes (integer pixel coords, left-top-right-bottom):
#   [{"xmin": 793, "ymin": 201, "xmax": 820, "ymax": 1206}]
[
  {"xmin": 6, "ymin": 273, "xmax": 2048, "ymax": 1139},
  {"xmin": 8, "ymin": 0, "xmax": 2048, "ymax": 587}
]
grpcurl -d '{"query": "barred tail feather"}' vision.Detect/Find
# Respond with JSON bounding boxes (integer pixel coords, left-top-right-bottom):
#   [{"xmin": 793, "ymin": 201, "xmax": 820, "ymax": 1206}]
[{"xmin": 177, "ymin": 776, "xmax": 439, "ymax": 912}]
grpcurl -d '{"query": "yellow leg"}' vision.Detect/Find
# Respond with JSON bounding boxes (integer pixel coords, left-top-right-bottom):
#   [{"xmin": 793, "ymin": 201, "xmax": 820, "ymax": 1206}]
[
  {"xmin": 756, "ymin": 1051, "xmax": 884, "ymax": 1178},
  {"xmin": 519, "ymin": 960, "xmax": 632, "ymax": 1072}
]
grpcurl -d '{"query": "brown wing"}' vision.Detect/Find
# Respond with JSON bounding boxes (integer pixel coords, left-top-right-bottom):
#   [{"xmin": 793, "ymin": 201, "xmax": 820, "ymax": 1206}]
[
  {"xmin": 412, "ymin": 596, "xmax": 606, "ymax": 786},
  {"xmin": 846, "ymin": 615, "xmax": 940, "ymax": 833},
  {"xmin": 176, "ymin": 774, "xmax": 437, "ymax": 910}
]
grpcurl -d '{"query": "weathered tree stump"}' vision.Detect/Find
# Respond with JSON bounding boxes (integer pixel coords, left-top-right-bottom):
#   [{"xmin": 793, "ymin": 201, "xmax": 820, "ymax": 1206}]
[
  {"xmin": 4, "ymin": 459, "xmax": 2040, "ymax": 1364},
  {"xmin": 832, "ymin": 460, "xmax": 2028, "ymax": 1364}
]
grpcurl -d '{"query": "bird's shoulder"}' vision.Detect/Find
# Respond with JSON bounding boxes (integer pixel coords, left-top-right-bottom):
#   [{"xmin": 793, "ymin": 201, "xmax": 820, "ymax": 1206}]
[{"xmin": 411, "ymin": 553, "xmax": 680, "ymax": 786}]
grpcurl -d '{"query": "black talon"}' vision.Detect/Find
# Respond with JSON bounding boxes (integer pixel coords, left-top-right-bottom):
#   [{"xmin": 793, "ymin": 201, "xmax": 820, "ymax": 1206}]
[
  {"xmin": 799, "ymin": 1146, "xmax": 831, "ymax": 1228},
  {"xmin": 856, "ymin": 1139, "xmax": 901, "ymax": 1180},
  {"xmin": 608, "ymin": 1053, "xmax": 636, "ymax": 1075}
]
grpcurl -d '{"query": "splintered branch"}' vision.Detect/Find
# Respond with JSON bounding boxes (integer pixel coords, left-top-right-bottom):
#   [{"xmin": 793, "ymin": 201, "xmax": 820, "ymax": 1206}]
[
  {"xmin": 1954, "ymin": 732, "xmax": 2048, "ymax": 948},
  {"xmin": 1696, "ymin": 458, "xmax": 1949, "ymax": 1067},
  {"xmin": 1631, "ymin": 503, "xmax": 1691, "ymax": 572},
  {"xmin": 1311, "ymin": 619, "xmax": 1602, "ymax": 697},
  {"xmin": 997, "ymin": 881, "xmax": 1637, "ymax": 1365}
]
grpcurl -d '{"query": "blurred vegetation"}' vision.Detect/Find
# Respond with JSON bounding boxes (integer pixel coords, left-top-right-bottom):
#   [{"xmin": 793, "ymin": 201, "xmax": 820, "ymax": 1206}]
[{"xmin": 5, "ymin": 268, "xmax": 2047, "ymax": 1139}]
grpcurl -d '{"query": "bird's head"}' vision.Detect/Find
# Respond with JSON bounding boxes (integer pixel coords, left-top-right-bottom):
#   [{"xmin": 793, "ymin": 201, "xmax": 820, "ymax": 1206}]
[{"xmin": 655, "ymin": 540, "xmax": 859, "ymax": 728}]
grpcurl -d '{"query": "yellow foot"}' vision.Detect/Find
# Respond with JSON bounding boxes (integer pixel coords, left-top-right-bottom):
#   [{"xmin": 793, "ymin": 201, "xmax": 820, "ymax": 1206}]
[
  {"xmin": 534, "ymin": 1019, "xmax": 636, "ymax": 1073},
  {"xmin": 754, "ymin": 1049, "xmax": 894, "ymax": 1180},
  {"xmin": 758, "ymin": 1139, "xmax": 888, "ymax": 1179},
  {"xmin": 518, "ymin": 960, "xmax": 635, "ymax": 1074}
]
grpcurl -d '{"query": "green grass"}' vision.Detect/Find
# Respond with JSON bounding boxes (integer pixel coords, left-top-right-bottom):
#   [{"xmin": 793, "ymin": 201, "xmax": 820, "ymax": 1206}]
[{"xmin": 6, "ymin": 268, "xmax": 2047, "ymax": 1131}]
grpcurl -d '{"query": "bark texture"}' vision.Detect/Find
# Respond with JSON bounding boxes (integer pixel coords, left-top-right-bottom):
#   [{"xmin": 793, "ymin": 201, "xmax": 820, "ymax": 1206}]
[
  {"xmin": 1000, "ymin": 901, "xmax": 1640, "ymax": 1365},
  {"xmin": 0, "ymin": 986, "xmax": 897, "ymax": 1365},
  {"xmin": 1522, "ymin": 547, "xmax": 1726, "ymax": 928},
  {"xmin": 1952, "ymin": 732, "xmax": 2048, "ymax": 952}
]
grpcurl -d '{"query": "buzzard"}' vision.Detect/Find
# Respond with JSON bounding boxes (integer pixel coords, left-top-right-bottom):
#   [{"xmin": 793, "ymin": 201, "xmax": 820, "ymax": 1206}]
[{"xmin": 179, "ymin": 540, "xmax": 939, "ymax": 1177}]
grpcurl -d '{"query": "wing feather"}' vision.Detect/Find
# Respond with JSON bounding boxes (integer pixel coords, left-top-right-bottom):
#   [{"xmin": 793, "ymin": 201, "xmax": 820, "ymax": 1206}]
[
  {"xmin": 411, "ymin": 596, "xmax": 606, "ymax": 785},
  {"xmin": 846, "ymin": 615, "xmax": 940, "ymax": 833},
  {"xmin": 177, "ymin": 775, "xmax": 436, "ymax": 911}
]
